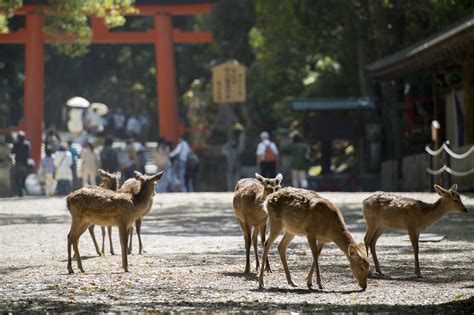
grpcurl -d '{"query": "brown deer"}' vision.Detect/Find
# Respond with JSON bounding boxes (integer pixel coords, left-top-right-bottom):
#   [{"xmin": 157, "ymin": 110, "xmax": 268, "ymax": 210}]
[
  {"xmin": 363, "ymin": 184, "xmax": 468, "ymax": 277},
  {"xmin": 87, "ymin": 169, "xmax": 121, "ymax": 256},
  {"xmin": 88, "ymin": 170, "xmax": 143, "ymax": 256},
  {"xmin": 66, "ymin": 171, "xmax": 163, "ymax": 274},
  {"xmin": 259, "ymin": 187, "xmax": 369, "ymax": 290},
  {"xmin": 233, "ymin": 173, "xmax": 283, "ymax": 274}
]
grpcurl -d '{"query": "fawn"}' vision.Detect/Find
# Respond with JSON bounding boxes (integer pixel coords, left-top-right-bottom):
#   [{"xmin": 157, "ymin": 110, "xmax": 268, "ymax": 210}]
[
  {"xmin": 233, "ymin": 173, "xmax": 282, "ymax": 274},
  {"xmin": 363, "ymin": 184, "xmax": 468, "ymax": 277},
  {"xmin": 66, "ymin": 171, "xmax": 163, "ymax": 274},
  {"xmin": 259, "ymin": 187, "xmax": 369, "ymax": 290}
]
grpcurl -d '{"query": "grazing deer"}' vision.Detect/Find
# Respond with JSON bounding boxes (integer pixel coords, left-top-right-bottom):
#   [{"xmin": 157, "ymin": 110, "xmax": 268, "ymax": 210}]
[
  {"xmin": 66, "ymin": 171, "xmax": 163, "ymax": 274},
  {"xmin": 363, "ymin": 184, "xmax": 468, "ymax": 277},
  {"xmin": 259, "ymin": 187, "xmax": 369, "ymax": 290},
  {"xmin": 233, "ymin": 173, "xmax": 282, "ymax": 274},
  {"xmin": 88, "ymin": 169, "xmax": 121, "ymax": 256}
]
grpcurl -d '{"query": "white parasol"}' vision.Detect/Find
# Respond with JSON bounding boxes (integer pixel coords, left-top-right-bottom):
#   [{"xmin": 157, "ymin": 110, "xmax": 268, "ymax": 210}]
[
  {"xmin": 66, "ymin": 96, "xmax": 90, "ymax": 108},
  {"xmin": 89, "ymin": 102, "xmax": 109, "ymax": 116}
]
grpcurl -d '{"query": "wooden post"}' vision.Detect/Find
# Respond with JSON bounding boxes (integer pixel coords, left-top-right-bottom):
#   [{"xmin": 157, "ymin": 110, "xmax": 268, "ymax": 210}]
[
  {"xmin": 155, "ymin": 13, "xmax": 179, "ymax": 143},
  {"xmin": 24, "ymin": 12, "xmax": 44, "ymax": 168}
]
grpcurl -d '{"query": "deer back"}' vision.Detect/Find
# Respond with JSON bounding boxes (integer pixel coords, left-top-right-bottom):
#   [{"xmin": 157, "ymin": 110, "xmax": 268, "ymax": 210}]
[{"xmin": 233, "ymin": 178, "xmax": 267, "ymax": 225}]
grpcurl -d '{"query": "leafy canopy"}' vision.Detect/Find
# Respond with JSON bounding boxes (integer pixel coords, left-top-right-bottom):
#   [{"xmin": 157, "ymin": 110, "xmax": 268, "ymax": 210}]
[{"xmin": 0, "ymin": 0, "xmax": 137, "ymax": 56}]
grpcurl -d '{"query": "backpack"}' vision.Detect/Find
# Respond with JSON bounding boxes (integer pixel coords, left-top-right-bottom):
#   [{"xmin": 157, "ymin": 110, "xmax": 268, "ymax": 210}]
[{"xmin": 263, "ymin": 144, "xmax": 278, "ymax": 162}]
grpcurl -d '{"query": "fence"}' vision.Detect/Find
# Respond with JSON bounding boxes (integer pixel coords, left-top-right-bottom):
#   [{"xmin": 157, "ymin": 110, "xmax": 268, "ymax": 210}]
[{"xmin": 425, "ymin": 143, "xmax": 474, "ymax": 190}]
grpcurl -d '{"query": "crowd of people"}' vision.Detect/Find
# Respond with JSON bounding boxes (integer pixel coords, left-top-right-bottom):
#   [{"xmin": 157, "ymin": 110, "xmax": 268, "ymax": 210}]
[
  {"xmin": 9, "ymin": 129, "xmax": 200, "ymax": 197},
  {"xmin": 9, "ymin": 116, "xmax": 312, "ymax": 197}
]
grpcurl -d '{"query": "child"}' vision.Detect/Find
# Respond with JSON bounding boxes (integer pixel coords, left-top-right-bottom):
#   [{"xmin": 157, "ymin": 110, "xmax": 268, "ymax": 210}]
[{"xmin": 41, "ymin": 147, "xmax": 55, "ymax": 197}]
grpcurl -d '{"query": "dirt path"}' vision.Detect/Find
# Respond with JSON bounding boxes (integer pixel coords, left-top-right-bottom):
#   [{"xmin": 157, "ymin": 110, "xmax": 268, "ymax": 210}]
[{"xmin": 0, "ymin": 192, "xmax": 473, "ymax": 313}]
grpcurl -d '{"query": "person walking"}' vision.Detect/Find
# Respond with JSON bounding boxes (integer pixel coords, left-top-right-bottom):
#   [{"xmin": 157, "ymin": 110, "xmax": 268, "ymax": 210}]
[
  {"xmin": 185, "ymin": 149, "xmax": 199, "ymax": 192},
  {"xmin": 289, "ymin": 133, "xmax": 310, "ymax": 188},
  {"xmin": 54, "ymin": 144, "xmax": 73, "ymax": 195},
  {"xmin": 80, "ymin": 142, "xmax": 99, "ymax": 186},
  {"xmin": 154, "ymin": 137, "xmax": 172, "ymax": 192},
  {"xmin": 67, "ymin": 141, "xmax": 80, "ymax": 189},
  {"xmin": 10, "ymin": 131, "xmax": 30, "ymax": 197},
  {"xmin": 169, "ymin": 136, "xmax": 190, "ymax": 192},
  {"xmin": 100, "ymin": 137, "xmax": 119, "ymax": 173},
  {"xmin": 40, "ymin": 146, "xmax": 55, "ymax": 197},
  {"xmin": 256, "ymin": 131, "xmax": 279, "ymax": 178}
]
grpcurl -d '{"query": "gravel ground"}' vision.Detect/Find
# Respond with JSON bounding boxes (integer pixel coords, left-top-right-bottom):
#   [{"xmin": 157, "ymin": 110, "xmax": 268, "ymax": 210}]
[{"xmin": 0, "ymin": 191, "xmax": 473, "ymax": 313}]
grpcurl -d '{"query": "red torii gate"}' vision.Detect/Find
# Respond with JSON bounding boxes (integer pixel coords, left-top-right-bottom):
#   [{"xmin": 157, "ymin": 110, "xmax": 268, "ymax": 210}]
[{"xmin": 0, "ymin": 1, "xmax": 212, "ymax": 166}]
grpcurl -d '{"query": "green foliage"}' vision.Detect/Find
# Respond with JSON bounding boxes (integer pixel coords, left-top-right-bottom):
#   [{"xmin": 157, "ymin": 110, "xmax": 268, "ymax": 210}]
[
  {"xmin": 0, "ymin": 0, "xmax": 137, "ymax": 56},
  {"xmin": 0, "ymin": 0, "xmax": 22, "ymax": 32}
]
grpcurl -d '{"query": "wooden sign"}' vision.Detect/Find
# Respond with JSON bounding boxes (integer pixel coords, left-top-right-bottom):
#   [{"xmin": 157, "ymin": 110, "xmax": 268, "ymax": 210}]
[{"xmin": 212, "ymin": 60, "xmax": 246, "ymax": 103}]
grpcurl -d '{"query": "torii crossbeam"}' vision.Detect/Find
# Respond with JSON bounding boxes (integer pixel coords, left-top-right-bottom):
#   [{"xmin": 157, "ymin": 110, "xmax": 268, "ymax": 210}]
[{"xmin": 0, "ymin": 1, "xmax": 212, "ymax": 166}]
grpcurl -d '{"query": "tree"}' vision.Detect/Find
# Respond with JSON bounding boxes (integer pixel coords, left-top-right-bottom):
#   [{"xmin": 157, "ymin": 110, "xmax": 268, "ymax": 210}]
[{"xmin": 1, "ymin": 0, "xmax": 137, "ymax": 56}]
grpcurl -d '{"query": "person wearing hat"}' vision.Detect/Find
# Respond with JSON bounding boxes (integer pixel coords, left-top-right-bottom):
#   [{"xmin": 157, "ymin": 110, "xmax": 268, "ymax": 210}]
[
  {"xmin": 256, "ymin": 131, "xmax": 279, "ymax": 178},
  {"xmin": 10, "ymin": 131, "xmax": 30, "ymax": 197}
]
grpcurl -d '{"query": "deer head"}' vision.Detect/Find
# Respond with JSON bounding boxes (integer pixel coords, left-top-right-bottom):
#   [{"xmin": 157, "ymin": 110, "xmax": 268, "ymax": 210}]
[
  {"xmin": 347, "ymin": 243, "xmax": 370, "ymax": 290},
  {"xmin": 98, "ymin": 169, "xmax": 121, "ymax": 191},
  {"xmin": 434, "ymin": 184, "xmax": 468, "ymax": 213},
  {"xmin": 255, "ymin": 173, "xmax": 283, "ymax": 195}
]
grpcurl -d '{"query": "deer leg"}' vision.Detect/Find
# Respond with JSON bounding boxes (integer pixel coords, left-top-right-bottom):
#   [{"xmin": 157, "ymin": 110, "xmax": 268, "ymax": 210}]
[
  {"xmin": 100, "ymin": 226, "xmax": 106, "ymax": 256},
  {"xmin": 127, "ymin": 226, "xmax": 134, "ymax": 255},
  {"xmin": 72, "ymin": 222, "xmax": 90, "ymax": 273},
  {"xmin": 252, "ymin": 225, "xmax": 260, "ymax": 272},
  {"xmin": 119, "ymin": 224, "xmax": 129, "ymax": 272},
  {"xmin": 277, "ymin": 231, "xmax": 297, "ymax": 287},
  {"xmin": 370, "ymin": 228, "xmax": 385, "ymax": 275},
  {"xmin": 307, "ymin": 240, "xmax": 325, "ymax": 289},
  {"xmin": 259, "ymin": 218, "xmax": 283, "ymax": 289},
  {"xmin": 239, "ymin": 221, "xmax": 251, "ymax": 274},
  {"xmin": 108, "ymin": 226, "xmax": 114, "ymax": 255},
  {"xmin": 88, "ymin": 224, "xmax": 101, "ymax": 256},
  {"xmin": 136, "ymin": 219, "xmax": 144, "ymax": 254},
  {"xmin": 259, "ymin": 221, "xmax": 271, "ymax": 273},
  {"xmin": 408, "ymin": 230, "xmax": 421, "ymax": 277},
  {"xmin": 364, "ymin": 224, "xmax": 377, "ymax": 256}
]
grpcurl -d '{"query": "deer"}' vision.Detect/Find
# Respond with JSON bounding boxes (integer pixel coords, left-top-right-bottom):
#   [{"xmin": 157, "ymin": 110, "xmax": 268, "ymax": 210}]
[
  {"xmin": 233, "ymin": 173, "xmax": 283, "ymax": 274},
  {"xmin": 123, "ymin": 176, "xmax": 152, "ymax": 255},
  {"xmin": 66, "ymin": 171, "xmax": 163, "ymax": 274},
  {"xmin": 88, "ymin": 170, "xmax": 144, "ymax": 256},
  {"xmin": 87, "ymin": 169, "xmax": 121, "ymax": 256},
  {"xmin": 259, "ymin": 187, "xmax": 369, "ymax": 290},
  {"xmin": 363, "ymin": 184, "xmax": 468, "ymax": 277}
]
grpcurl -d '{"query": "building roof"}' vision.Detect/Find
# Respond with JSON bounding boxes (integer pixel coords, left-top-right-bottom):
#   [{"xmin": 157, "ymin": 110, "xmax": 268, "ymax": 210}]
[
  {"xmin": 291, "ymin": 97, "xmax": 375, "ymax": 111},
  {"xmin": 366, "ymin": 13, "xmax": 474, "ymax": 78}
]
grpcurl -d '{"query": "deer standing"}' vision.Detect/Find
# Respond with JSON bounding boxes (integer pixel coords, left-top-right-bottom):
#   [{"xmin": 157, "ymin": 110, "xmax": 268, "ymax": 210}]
[
  {"xmin": 88, "ymin": 169, "xmax": 121, "ymax": 256},
  {"xmin": 233, "ymin": 173, "xmax": 282, "ymax": 274},
  {"xmin": 259, "ymin": 187, "xmax": 369, "ymax": 290},
  {"xmin": 66, "ymin": 171, "xmax": 163, "ymax": 274},
  {"xmin": 363, "ymin": 184, "xmax": 468, "ymax": 277}
]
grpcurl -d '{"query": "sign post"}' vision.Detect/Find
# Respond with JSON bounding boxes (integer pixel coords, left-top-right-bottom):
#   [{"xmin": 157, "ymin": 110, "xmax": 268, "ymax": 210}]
[{"xmin": 211, "ymin": 60, "xmax": 247, "ymax": 190}]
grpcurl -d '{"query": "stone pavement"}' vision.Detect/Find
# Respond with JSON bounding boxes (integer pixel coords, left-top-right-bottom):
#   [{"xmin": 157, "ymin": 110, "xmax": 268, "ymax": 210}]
[{"xmin": 0, "ymin": 192, "xmax": 473, "ymax": 313}]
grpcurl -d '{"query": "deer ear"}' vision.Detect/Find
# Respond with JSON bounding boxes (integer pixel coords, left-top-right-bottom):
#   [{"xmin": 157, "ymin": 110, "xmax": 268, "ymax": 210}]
[
  {"xmin": 255, "ymin": 173, "xmax": 265, "ymax": 182},
  {"xmin": 348, "ymin": 244, "xmax": 360, "ymax": 259},
  {"xmin": 151, "ymin": 171, "xmax": 164, "ymax": 181},
  {"xmin": 449, "ymin": 184, "xmax": 458, "ymax": 192},
  {"xmin": 275, "ymin": 173, "xmax": 283, "ymax": 182},
  {"xmin": 434, "ymin": 185, "xmax": 449, "ymax": 196},
  {"xmin": 98, "ymin": 169, "xmax": 106, "ymax": 175},
  {"xmin": 114, "ymin": 172, "xmax": 121, "ymax": 180}
]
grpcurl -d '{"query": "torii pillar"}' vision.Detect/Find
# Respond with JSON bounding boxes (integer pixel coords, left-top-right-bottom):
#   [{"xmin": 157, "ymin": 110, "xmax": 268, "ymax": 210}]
[
  {"xmin": 0, "ymin": 2, "xmax": 213, "ymax": 167},
  {"xmin": 24, "ymin": 12, "xmax": 44, "ymax": 166},
  {"xmin": 155, "ymin": 13, "xmax": 179, "ymax": 142}
]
